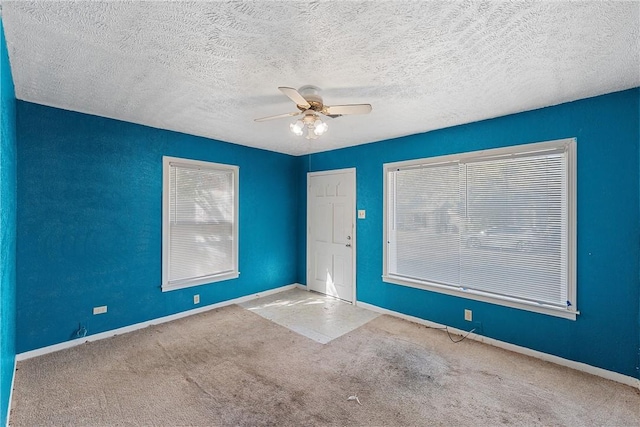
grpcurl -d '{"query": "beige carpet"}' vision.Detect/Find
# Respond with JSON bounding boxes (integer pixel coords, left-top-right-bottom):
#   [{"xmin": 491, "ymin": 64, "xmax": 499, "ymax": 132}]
[{"xmin": 10, "ymin": 304, "xmax": 640, "ymax": 426}]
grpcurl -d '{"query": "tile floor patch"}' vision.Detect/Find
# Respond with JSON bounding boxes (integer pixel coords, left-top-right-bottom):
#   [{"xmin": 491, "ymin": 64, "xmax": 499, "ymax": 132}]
[{"xmin": 239, "ymin": 288, "xmax": 380, "ymax": 344}]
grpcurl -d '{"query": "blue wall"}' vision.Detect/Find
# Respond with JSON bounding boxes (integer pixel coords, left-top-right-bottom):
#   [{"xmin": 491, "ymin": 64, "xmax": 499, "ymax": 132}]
[
  {"xmin": 9, "ymin": 72, "xmax": 640, "ymax": 385},
  {"xmin": 0, "ymin": 19, "xmax": 17, "ymax": 427},
  {"xmin": 301, "ymin": 89, "xmax": 640, "ymax": 379},
  {"xmin": 16, "ymin": 102, "xmax": 300, "ymax": 353}
]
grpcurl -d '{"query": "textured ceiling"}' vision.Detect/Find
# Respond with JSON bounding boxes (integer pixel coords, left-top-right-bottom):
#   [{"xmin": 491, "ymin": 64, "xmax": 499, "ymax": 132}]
[{"xmin": 2, "ymin": 1, "xmax": 639, "ymax": 156}]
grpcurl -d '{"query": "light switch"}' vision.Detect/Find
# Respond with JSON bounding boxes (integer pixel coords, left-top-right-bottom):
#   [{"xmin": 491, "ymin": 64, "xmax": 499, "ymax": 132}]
[{"xmin": 358, "ymin": 210, "xmax": 366, "ymax": 219}]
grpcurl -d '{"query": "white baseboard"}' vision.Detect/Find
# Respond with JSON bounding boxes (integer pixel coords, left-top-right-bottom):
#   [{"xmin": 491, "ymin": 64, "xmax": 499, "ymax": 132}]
[
  {"xmin": 4, "ymin": 358, "xmax": 16, "ymax": 427},
  {"xmin": 19, "ymin": 284, "xmax": 635, "ymax": 391},
  {"xmin": 356, "ymin": 301, "xmax": 640, "ymax": 390},
  {"xmin": 16, "ymin": 283, "xmax": 300, "ymax": 361}
]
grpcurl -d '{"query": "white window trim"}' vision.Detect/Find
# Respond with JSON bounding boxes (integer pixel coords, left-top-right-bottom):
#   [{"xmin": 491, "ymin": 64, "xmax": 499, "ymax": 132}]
[
  {"xmin": 382, "ymin": 138, "xmax": 578, "ymax": 320},
  {"xmin": 162, "ymin": 156, "xmax": 239, "ymax": 292}
]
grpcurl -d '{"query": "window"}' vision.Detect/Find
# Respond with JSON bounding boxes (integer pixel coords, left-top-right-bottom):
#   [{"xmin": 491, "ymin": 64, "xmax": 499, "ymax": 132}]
[
  {"xmin": 162, "ymin": 156, "xmax": 239, "ymax": 292},
  {"xmin": 383, "ymin": 138, "xmax": 577, "ymax": 319}
]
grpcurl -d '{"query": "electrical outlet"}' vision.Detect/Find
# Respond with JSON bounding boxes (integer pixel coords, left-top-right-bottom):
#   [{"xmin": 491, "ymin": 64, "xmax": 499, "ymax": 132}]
[
  {"xmin": 93, "ymin": 305, "xmax": 107, "ymax": 315},
  {"xmin": 358, "ymin": 210, "xmax": 366, "ymax": 219},
  {"xmin": 464, "ymin": 309, "xmax": 472, "ymax": 321},
  {"xmin": 193, "ymin": 294, "xmax": 200, "ymax": 304}
]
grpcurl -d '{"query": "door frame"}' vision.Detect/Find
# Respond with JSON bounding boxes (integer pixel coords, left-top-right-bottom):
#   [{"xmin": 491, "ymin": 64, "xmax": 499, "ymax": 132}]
[{"xmin": 306, "ymin": 167, "xmax": 357, "ymax": 304}]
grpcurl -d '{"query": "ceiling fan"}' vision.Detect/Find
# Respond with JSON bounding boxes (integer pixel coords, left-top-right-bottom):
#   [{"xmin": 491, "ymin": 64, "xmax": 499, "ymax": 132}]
[{"xmin": 254, "ymin": 85, "xmax": 372, "ymax": 139}]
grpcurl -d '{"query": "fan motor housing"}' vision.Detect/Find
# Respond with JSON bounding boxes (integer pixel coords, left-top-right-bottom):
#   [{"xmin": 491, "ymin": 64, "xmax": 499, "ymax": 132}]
[{"xmin": 298, "ymin": 85, "xmax": 324, "ymax": 111}]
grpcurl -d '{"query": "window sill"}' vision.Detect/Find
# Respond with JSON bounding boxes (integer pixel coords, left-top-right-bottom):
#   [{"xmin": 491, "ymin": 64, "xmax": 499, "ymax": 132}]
[
  {"xmin": 382, "ymin": 274, "xmax": 578, "ymax": 320},
  {"xmin": 162, "ymin": 271, "xmax": 239, "ymax": 292}
]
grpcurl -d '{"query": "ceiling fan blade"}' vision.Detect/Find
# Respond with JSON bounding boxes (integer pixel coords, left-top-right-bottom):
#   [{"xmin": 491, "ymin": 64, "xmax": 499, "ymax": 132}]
[
  {"xmin": 324, "ymin": 104, "xmax": 372, "ymax": 116},
  {"xmin": 254, "ymin": 111, "xmax": 301, "ymax": 122},
  {"xmin": 278, "ymin": 87, "xmax": 311, "ymax": 109}
]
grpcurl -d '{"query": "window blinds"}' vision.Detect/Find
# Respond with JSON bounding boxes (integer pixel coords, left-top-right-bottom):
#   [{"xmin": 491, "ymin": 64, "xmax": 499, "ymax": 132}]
[
  {"xmin": 386, "ymin": 143, "xmax": 571, "ymax": 311},
  {"xmin": 389, "ymin": 162, "xmax": 461, "ymax": 287},
  {"xmin": 167, "ymin": 163, "xmax": 236, "ymax": 286}
]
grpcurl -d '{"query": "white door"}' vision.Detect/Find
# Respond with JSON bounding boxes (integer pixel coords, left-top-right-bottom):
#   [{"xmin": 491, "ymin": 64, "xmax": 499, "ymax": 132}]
[{"xmin": 307, "ymin": 169, "xmax": 355, "ymax": 302}]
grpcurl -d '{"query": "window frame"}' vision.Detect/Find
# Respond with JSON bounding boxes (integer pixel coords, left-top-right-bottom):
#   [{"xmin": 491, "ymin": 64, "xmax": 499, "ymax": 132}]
[
  {"xmin": 162, "ymin": 156, "xmax": 239, "ymax": 292},
  {"xmin": 382, "ymin": 138, "xmax": 577, "ymax": 320}
]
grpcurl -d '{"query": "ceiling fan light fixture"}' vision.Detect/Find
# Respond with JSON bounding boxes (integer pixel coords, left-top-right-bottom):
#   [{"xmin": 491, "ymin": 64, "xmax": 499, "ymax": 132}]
[
  {"xmin": 313, "ymin": 119, "xmax": 328, "ymax": 136},
  {"xmin": 290, "ymin": 113, "xmax": 328, "ymax": 139},
  {"xmin": 290, "ymin": 120, "xmax": 304, "ymax": 136}
]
